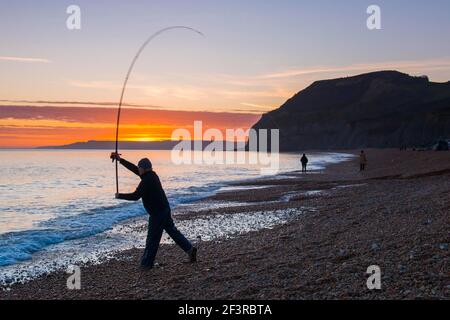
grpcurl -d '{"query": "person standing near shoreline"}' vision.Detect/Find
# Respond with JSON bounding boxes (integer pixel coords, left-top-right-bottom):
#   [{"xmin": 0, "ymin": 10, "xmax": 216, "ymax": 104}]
[
  {"xmin": 359, "ymin": 150, "xmax": 367, "ymax": 171},
  {"xmin": 110, "ymin": 152, "xmax": 197, "ymax": 269},
  {"xmin": 300, "ymin": 153, "xmax": 309, "ymax": 173}
]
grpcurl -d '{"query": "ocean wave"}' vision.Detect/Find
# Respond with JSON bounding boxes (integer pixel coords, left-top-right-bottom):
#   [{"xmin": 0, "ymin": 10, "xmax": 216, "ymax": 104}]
[
  {"xmin": 0, "ymin": 202, "xmax": 145, "ymax": 266},
  {"xmin": 0, "ymin": 181, "xmax": 226, "ymax": 267},
  {"xmin": 0, "ymin": 207, "xmax": 303, "ymax": 286}
]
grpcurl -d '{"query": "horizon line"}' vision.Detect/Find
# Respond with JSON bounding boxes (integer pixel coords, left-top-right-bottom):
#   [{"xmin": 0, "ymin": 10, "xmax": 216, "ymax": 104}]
[{"xmin": 0, "ymin": 139, "xmax": 251, "ymax": 149}]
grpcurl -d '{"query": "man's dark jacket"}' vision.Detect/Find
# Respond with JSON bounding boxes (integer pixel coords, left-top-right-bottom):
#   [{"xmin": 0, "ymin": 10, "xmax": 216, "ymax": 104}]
[
  {"xmin": 117, "ymin": 158, "xmax": 170, "ymax": 215},
  {"xmin": 301, "ymin": 156, "xmax": 308, "ymax": 164}
]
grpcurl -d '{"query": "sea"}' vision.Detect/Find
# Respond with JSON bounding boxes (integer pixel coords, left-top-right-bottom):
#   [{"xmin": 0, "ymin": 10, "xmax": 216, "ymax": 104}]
[{"xmin": 0, "ymin": 150, "xmax": 352, "ymax": 285}]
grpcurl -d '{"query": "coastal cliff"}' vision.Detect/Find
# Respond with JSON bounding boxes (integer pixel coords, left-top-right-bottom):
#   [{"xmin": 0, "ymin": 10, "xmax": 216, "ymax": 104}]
[{"xmin": 252, "ymin": 71, "xmax": 450, "ymax": 151}]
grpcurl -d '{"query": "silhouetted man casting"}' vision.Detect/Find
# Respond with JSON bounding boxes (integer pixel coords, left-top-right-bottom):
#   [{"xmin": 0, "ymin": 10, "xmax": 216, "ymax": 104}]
[
  {"xmin": 300, "ymin": 154, "xmax": 308, "ymax": 173},
  {"xmin": 110, "ymin": 153, "xmax": 197, "ymax": 269}
]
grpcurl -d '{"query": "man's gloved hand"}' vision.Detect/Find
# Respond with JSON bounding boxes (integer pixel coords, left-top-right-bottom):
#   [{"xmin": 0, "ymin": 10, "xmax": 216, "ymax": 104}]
[{"xmin": 110, "ymin": 152, "xmax": 121, "ymax": 162}]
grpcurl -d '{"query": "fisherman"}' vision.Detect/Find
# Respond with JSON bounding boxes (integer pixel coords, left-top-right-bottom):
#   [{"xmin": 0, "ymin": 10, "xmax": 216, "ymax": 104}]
[
  {"xmin": 359, "ymin": 150, "xmax": 367, "ymax": 171},
  {"xmin": 110, "ymin": 152, "xmax": 197, "ymax": 269},
  {"xmin": 300, "ymin": 153, "xmax": 309, "ymax": 173}
]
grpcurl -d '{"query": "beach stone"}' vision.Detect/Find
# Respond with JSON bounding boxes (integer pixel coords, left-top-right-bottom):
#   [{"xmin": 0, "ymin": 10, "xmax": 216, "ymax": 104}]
[{"xmin": 371, "ymin": 243, "xmax": 381, "ymax": 251}]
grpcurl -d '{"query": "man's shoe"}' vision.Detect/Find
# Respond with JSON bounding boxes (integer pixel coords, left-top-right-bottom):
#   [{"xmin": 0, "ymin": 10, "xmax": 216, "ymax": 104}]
[
  {"xmin": 140, "ymin": 262, "xmax": 161, "ymax": 270},
  {"xmin": 188, "ymin": 247, "xmax": 197, "ymax": 263},
  {"xmin": 140, "ymin": 264, "xmax": 153, "ymax": 270}
]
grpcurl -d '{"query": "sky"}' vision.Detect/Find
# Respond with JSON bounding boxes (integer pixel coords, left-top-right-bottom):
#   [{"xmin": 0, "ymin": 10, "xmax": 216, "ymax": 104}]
[{"xmin": 1, "ymin": 0, "xmax": 450, "ymax": 147}]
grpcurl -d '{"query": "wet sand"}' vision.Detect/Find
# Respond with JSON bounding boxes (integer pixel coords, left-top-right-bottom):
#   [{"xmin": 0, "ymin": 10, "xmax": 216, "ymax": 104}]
[{"xmin": 1, "ymin": 149, "xmax": 449, "ymax": 300}]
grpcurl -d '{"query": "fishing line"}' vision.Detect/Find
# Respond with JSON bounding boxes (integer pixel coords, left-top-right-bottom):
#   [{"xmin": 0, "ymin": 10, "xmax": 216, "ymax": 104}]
[{"xmin": 114, "ymin": 26, "xmax": 204, "ymax": 193}]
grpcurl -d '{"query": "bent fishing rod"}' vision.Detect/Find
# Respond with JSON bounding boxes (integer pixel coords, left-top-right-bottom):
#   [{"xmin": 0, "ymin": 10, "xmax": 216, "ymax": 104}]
[{"xmin": 113, "ymin": 26, "xmax": 204, "ymax": 194}]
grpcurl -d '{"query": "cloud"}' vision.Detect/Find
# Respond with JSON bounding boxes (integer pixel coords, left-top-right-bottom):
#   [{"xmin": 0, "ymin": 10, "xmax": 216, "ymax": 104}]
[
  {"xmin": 68, "ymin": 80, "xmax": 120, "ymax": 90},
  {"xmin": 68, "ymin": 79, "xmax": 209, "ymax": 101},
  {"xmin": 240, "ymin": 102, "xmax": 272, "ymax": 110},
  {"xmin": 219, "ymin": 88, "xmax": 292, "ymax": 99},
  {"xmin": 0, "ymin": 105, "xmax": 260, "ymax": 125},
  {"xmin": 0, "ymin": 56, "xmax": 51, "ymax": 63},
  {"xmin": 0, "ymin": 99, "xmax": 166, "ymax": 110},
  {"xmin": 138, "ymin": 85, "xmax": 208, "ymax": 101},
  {"xmin": 0, "ymin": 118, "xmax": 177, "ymax": 130},
  {"xmin": 0, "ymin": 105, "xmax": 261, "ymax": 147},
  {"xmin": 208, "ymin": 57, "xmax": 450, "ymax": 107},
  {"xmin": 260, "ymin": 58, "xmax": 450, "ymax": 79}
]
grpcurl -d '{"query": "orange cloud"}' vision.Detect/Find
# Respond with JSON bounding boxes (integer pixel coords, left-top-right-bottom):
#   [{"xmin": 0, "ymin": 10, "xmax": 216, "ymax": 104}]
[{"xmin": 0, "ymin": 105, "xmax": 261, "ymax": 148}]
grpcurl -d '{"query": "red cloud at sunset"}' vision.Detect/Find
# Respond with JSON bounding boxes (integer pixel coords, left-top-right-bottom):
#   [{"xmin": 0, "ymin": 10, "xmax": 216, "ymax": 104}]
[{"xmin": 0, "ymin": 105, "xmax": 261, "ymax": 148}]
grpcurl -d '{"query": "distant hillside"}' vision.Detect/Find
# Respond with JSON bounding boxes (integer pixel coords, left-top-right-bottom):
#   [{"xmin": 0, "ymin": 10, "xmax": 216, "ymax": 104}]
[
  {"xmin": 37, "ymin": 140, "xmax": 244, "ymax": 150},
  {"xmin": 251, "ymin": 71, "xmax": 450, "ymax": 151},
  {"xmin": 37, "ymin": 140, "xmax": 177, "ymax": 150}
]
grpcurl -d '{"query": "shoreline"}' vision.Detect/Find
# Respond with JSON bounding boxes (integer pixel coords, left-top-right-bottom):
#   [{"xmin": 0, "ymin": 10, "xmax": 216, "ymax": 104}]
[
  {"xmin": 0, "ymin": 151, "xmax": 349, "ymax": 284},
  {"xmin": 1, "ymin": 149, "xmax": 449, "ymax": 299}
]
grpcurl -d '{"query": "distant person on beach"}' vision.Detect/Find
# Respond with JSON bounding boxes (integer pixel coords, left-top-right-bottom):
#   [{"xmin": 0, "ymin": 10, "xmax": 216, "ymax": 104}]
[
  {"xmin": 300, "ymin": 154, "xmax": 309, "ymax": 173},
  {"xmin": 110, "ymin": 152, "xmax": 197, "ymax": 269},
  {"xmin": 359, "ymin": 150, "xmax": 367, "ymax": 171}
]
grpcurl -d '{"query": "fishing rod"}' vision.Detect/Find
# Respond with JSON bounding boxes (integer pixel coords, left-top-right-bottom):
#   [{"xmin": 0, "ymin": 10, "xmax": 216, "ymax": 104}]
[{"xmin": 113, "ymin": 26, "xmax": 204, "ymax": 194}]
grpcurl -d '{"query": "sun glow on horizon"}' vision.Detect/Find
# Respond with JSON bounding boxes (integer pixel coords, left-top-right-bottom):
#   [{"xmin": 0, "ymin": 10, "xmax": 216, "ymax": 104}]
[{"xmin": 0, "ymin": 105, "xmax": 261, "ymax": 148}]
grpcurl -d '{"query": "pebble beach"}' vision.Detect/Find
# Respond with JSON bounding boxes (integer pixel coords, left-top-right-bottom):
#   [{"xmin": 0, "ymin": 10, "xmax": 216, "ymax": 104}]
[{"xmin": 1, "ymin": 149, "xmax": 449, "ymax": 300}]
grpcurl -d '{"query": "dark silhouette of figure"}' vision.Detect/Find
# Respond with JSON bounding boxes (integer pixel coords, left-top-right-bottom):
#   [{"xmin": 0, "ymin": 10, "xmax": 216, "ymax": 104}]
[
  {"xmin": 110, "ymin": 152, "xmax": 197, "ymax": 269},
  {"xmin": 300, "ymin": 154, "xmax": 309, "ymax": 173},
  {"xmin": 359, "ymin": 150, "xmax": 367, "ymax": 171}
]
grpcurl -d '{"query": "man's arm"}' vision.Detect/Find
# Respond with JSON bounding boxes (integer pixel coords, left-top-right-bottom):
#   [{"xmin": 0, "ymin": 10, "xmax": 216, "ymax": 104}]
[
  {"xmin": 119, "ymin": 158, "xmax": 140, "ymax": 176},
  {"xmin": 110, "ymin": 153, "xmax": 140, "ymax": 176},
  {"xmin": 116, "ymin": 181, "xmax": 144, "ymax": 201}
]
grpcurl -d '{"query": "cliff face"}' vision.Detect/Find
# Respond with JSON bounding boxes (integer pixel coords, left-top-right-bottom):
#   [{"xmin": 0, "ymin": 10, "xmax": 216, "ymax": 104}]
[{"xmin": 251, "ymin": 71, "xmax": 450, "ymax": 151}]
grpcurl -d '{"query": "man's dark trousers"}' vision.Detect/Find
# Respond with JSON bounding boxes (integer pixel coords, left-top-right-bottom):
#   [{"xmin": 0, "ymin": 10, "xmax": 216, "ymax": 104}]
[{"xmin": 141, "ymin": 209, "xmax": 193, "ymax": 267}]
